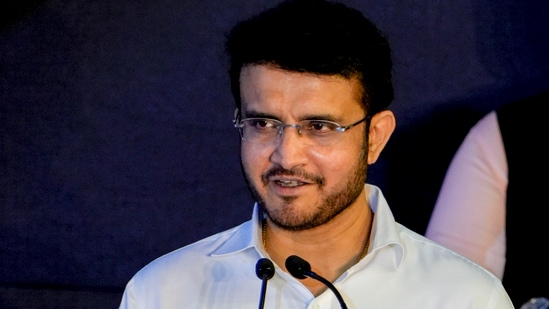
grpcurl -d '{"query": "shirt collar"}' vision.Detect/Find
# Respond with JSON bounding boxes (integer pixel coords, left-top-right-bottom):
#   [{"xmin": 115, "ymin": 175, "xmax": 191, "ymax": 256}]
[
  {"xmin": 211, "ymin": 184, "xmax": 405, "ymax": 269},
  {"xmin": 361, "ymin": 184, "xmax": 405, "ymax": 268},
  {"xmin": 209, "ymin": 203, "xmax": 263, "ymax": 256}
]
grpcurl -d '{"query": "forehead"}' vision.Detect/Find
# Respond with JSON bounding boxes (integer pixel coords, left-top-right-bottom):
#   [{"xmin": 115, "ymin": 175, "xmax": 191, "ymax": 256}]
[{"xmin": 239, "ymin": 65, "xmax": 363, "ymax": 118}]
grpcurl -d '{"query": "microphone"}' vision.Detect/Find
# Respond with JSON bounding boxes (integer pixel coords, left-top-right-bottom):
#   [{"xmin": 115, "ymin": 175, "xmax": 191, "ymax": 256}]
[
  {"xmin": 521, "ymin": 297, "xmax": 549, "ymax": 309},
  {"xmin": 285, "ymin": 255, "xmax": 348, "ymax": 309},
  {"xmin": 255, "ymin": 258, "xmax": 275, "ymax": 309}
]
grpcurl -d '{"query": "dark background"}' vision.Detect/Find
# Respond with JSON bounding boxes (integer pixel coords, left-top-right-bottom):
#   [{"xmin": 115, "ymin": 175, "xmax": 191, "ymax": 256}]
[{"xmin": 1, "ymin": 0, "xmax": 548, "ymax": 307}]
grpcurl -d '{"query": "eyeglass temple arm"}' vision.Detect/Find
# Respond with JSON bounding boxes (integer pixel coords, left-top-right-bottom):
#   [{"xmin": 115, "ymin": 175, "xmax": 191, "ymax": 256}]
[{"xmin": 233, "ymin": 108, "xmax": 241, "ymax": 124}]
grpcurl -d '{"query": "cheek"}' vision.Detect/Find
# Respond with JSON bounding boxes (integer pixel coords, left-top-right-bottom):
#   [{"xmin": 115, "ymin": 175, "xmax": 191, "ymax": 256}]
[
  {"xmin": 241, "ymin": 143, "xmax": 268, "ymax": 174},
  {"xmin": 310, "ymin": 134, "xmax": 365, "ymax": 164},
  {"xmin": 309, "ymin": 146, "xmax": 361, "ymax": 173}
]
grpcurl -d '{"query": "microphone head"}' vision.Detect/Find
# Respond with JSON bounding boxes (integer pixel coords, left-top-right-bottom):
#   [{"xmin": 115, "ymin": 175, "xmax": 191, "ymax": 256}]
[
  {"xmin": 285, "ymin": 255, "xmax": 310, "ymax": 279},
  {"xmin": 256, "ymin": 258, "xmax": 275, "ymax": 280}
]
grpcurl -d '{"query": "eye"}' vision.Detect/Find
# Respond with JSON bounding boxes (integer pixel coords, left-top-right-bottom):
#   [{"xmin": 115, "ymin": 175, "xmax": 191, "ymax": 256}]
[
  {"xmin": 306, "ymin": 120, "xmax": 339, "ymax": 132},
  {"xmin": 249, "ymin": 119, "xmax": 278, "ymax": 129}
]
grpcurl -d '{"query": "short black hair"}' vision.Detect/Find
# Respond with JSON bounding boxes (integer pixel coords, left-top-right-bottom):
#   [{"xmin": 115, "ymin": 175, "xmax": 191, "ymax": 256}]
[{"xmin": 225, "ymin": 0, "xmax": 393, "ymax": 116}]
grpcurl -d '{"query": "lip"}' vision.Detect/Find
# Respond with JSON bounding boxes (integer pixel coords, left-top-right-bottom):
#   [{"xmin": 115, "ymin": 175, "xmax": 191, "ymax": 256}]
[
  {"xmin": 269, "ymin": 176, "xmax": 312, "ymax": 184},
  {"xmin": 267, "ymin": 176, "xmax": 313, "ymax": 195}
]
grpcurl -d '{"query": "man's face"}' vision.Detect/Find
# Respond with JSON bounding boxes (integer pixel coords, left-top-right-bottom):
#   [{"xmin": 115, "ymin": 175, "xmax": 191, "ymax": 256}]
[{"xmin": 239, "ymin": 64, "xmax": 369, "ymax": 231}]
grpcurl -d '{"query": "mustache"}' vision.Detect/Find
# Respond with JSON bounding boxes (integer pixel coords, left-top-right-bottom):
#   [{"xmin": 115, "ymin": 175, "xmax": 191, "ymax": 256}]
[{"xmin": 261, "ymin": 165, "xmax": 324, "ymax": 186}]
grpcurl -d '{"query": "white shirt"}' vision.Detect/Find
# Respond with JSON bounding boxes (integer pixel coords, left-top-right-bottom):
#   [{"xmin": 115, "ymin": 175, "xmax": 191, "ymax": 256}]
[
  {"xmin": 120, "ymin": 184, "xmax": 513, "ymax": 308},
  {"xmin": 425, "ymin": 112, "xmax": 507, "ymax": 279}
]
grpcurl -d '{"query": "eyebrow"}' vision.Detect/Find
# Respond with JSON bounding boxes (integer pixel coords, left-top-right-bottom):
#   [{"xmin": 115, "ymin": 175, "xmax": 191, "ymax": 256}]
[
  {"xmin": 242, "ymin": 110, "xmax": 340, "ymax": 122},
  {"xmin": 242, "ymin": 110, "xmax": 275, "ymax": 119}
]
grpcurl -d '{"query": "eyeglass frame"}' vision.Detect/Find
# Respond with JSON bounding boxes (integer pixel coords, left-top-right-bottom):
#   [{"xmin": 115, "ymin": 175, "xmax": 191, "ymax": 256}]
[{"xmin": 232, "ymin": 109, "xmax": 370, "ymax": 146}]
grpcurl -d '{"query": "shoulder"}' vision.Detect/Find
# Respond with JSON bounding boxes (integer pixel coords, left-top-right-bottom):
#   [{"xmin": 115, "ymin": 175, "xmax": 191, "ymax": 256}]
[
  {"xmin": 466, "ymin": 111, "xmax": 500, "ymax": 143},
  {"xmin": 131, "ymin": 222, "xmax": 251, "ymax": 283},
  {"xmin": 372, "ymin": 225, "xmax": 512, "ymax": 306},
  {"xmin": 398, "ymin": 225, "xmax": 501, "ymax": 282}
]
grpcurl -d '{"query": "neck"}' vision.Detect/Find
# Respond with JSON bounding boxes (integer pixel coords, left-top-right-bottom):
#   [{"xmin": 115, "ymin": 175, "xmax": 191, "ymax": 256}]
[{"xmin": 262, "ymin": 201, "xmax": 373, "ymax": 296}]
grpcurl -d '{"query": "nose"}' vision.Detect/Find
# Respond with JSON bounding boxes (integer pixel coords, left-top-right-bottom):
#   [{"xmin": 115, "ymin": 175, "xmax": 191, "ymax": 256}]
[
  {"xmin": 270, "ymin": 125, "xmax": 309, "ymax": 169},
  {"xmin": 277, "ymin": 123, "xmax": 302, "ymax": 136}
]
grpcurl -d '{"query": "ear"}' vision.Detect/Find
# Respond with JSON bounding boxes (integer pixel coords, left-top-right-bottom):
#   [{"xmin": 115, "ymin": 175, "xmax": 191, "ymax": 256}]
[{"xmin": 367, "ymin": 110, "xmax": 396, "ymax": 164}]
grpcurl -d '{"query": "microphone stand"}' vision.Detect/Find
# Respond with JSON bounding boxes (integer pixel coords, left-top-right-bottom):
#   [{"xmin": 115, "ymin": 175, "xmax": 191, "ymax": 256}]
[
  {"xmin": 256, "ymin": 258, "xmax": 275, "ymax": 309},
  {"xmin": 258, "ymin": 273, "xmax": 269, "ymax": 309},
  {"xmin": 286, "ymin": 255, "xmax": 348, "ymax": 309},
  {"xmin": 303, "ymin": 271, "xmax": 348, "ymax": 309}
]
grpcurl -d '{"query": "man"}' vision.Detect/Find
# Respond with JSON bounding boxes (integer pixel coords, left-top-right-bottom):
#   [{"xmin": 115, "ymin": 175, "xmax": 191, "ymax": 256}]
[{"xmin": 119, "ymin": 0, "xmax": 513, "ymax": 307}]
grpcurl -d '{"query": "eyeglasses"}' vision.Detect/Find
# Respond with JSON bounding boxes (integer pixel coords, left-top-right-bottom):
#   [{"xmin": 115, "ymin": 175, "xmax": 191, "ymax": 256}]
[{"xmin": 234, "ymin": 115, "xmax": 369, "ymax": 146}]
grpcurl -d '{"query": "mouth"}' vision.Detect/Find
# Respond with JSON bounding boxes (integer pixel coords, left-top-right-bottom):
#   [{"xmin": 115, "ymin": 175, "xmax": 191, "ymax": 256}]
[
  {"xmin": 269, "ymin": 175, "xmax": 313, "ymax": 188},
  {"xmin": 275, "ymin": 179, "xmax": 303, "ymax": 187},
  {"xmin": 261, "ymin": 167, "xmax": 324, "ymax": 189}
]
